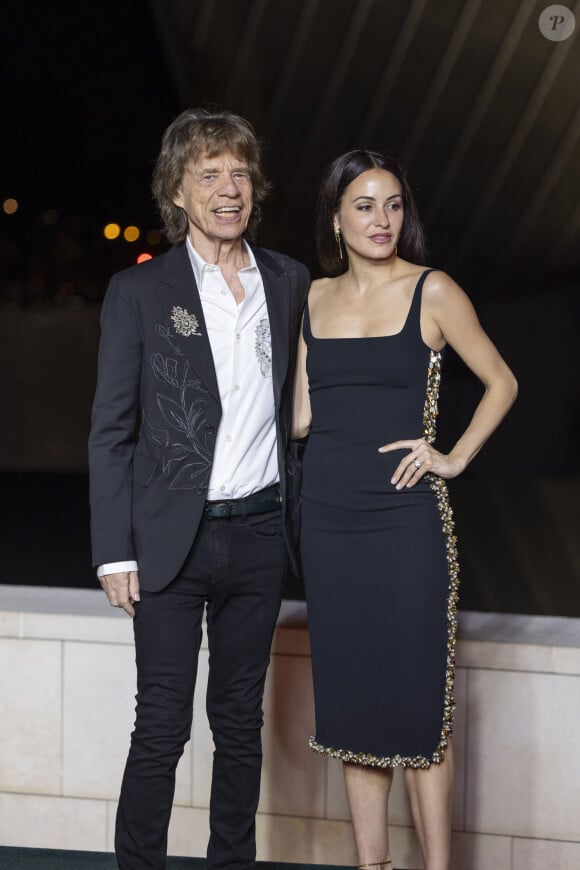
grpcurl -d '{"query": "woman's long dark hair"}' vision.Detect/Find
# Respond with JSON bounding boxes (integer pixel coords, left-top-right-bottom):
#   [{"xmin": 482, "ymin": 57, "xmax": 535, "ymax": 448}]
[{"xmin": 317, "ymin": 149, "xmax": 427, "ymax": 276}]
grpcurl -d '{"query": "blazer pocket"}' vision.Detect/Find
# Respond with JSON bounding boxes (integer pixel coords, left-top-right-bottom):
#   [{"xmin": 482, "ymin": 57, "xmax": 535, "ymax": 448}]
[{"xmin": 133, "ymin": 452, "xmax": 158, "ymax": 487}]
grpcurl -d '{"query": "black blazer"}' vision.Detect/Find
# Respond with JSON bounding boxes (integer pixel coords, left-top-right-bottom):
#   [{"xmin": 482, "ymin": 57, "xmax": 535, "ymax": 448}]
[{"xmin": 89, "ymin": 241, "xmax": 309, "ymax": 592}]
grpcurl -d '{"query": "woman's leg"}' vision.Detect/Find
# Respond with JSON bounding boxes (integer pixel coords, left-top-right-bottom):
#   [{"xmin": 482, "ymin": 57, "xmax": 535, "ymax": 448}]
[
  {"xmin": 343, "ymin": 762, "xmax": 394, "ymax": 866},
  {"xmin": 404, "ymin": 740, "xmax": 454, "ymax": 870}
]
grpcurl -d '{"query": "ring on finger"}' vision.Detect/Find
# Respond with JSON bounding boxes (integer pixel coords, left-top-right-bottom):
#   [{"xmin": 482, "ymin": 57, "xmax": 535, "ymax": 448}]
[{"xmin": 413, "ymin": 459, "xmax": 422, "ymax": 469}]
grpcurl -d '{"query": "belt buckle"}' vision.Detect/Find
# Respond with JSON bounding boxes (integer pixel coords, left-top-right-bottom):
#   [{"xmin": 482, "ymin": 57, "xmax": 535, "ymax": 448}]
[{"xmin": 205, "ymin": 500, "xmax": 232, "ymax": 518}]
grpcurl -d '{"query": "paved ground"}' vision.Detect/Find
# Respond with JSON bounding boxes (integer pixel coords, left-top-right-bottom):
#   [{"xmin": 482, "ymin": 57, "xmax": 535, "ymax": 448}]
[{"xmin": 0, "ymin": 850, "xmax": 359, "ymax": 870}]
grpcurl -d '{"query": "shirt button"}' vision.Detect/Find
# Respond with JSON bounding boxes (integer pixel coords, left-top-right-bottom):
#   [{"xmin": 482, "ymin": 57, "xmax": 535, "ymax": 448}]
[
  {"xmin": 236, "ymin": 333, "xmax": 241, "ymax": 340},
  {"xmin": 220, "ymin": 485, "xmax": 226, "ymax": 492},
  {"xmin": 234, "ymin": 385, "xmax": 240, "ymax": 391},
  {"xmin": 205, "ymin": 425, "xmax": 215, "ymax": 435},
  {"xmin": 221, "ymin": 290, "xmax": 226, "ymax": 296},
  {"xmin": 226, "ymin": 435, "xmax": 232, "ymax": 442}
]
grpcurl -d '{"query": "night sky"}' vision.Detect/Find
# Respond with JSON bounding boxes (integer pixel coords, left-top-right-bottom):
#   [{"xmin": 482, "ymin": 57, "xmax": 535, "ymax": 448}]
[{"xmin": 1, "ymin": 0, "xmax": 179, "ymax": 272}]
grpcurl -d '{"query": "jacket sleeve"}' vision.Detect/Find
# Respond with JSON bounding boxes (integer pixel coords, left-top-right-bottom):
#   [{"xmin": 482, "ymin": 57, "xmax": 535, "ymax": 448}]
[{"xmin": 88, "ymin": 273, "xmax": 142, "ymax": 568}]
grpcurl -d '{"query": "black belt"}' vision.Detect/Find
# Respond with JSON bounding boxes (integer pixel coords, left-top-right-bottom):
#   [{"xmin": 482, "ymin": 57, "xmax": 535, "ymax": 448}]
[{"xmin": 204, "ymin": 484, "xmax": 281, "ymax": 519}]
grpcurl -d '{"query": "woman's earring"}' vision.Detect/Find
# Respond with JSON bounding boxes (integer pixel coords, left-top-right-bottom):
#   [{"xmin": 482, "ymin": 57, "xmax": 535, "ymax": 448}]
[{"xmin": 334, "ymin": 224, "xmax": 343, "ymax": 260}]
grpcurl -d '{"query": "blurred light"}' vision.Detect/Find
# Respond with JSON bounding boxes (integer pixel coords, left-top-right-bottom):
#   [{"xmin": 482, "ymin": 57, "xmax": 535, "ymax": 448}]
[
  {"xmin": 104, "ymin": 223, "xmax": 121, "ymax": 240},
  {"xmin": 124, "ymin": 225, "xmax": 140, "ymax": 243},
  {"xmin": 137, "ymin": 252, "xmax": 153, "ymax": 264},
  {"xmin": 41, "ymin": 209, "xmax": 59, "ymax": 226},
  {"xmin": 146, "ymin": 229, "xmax": 162, "ymax": 245},
  {"xmin": 3, "ymin": 198, "xmax": 18, "ymax": 215}
]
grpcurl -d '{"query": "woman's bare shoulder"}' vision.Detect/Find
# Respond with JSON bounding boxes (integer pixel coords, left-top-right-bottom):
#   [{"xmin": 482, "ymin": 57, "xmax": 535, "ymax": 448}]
[
  {"xmin": 308, "ymin": 276, "xmax": 337, "ymax": 304},
  {"xmin": 394, "ymin": 261, "xmax": 434, "ymax": 294},
  {"xmin": 422, "ymin": 269, "xmax": 469, "ymax": 305},
  {"xmin": 309, "ymin": 275, "xmax": 336, "ymax": 292},
  {"xmin": 399, "ymin": 261, "xmax": 430, "ymax": 280}
]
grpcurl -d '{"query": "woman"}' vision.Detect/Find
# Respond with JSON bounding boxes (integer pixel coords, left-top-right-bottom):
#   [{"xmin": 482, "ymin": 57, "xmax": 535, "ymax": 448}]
[{"xmin": 292, "ymin": 150, "xmax": 517, "ymax": 870}]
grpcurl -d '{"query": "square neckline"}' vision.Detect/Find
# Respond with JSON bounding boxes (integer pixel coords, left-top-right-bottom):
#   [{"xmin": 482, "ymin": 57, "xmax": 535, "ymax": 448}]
[{"xmin": 305, "ymin": 268, "xmax": 438, "ymax": 345}]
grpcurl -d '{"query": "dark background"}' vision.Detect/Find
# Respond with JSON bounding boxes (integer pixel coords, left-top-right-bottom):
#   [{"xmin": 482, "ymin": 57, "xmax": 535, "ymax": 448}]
[{"xmin": 1, "ymin": 0, "xmax": 578, "ymax": 614}]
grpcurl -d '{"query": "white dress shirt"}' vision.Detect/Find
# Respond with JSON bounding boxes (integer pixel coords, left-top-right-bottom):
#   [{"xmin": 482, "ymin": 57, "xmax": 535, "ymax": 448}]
[{"xmin": 97, "ymin": 238, "xmax": 277, "ymax": 578}]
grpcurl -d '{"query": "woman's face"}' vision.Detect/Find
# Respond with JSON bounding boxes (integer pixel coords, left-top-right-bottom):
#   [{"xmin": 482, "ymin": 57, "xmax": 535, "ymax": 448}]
[{"xmin": 336, "ymin": 168, "xmax": 403, "ymax": 262}]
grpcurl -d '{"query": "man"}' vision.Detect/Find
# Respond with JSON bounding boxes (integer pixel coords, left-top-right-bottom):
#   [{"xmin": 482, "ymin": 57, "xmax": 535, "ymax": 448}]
[{"xmin": 89, "ymin": 109, "xmax": 309, "ymax": 870}]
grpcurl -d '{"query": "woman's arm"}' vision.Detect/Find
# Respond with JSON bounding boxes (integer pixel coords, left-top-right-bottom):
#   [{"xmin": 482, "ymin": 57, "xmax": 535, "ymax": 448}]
[
  {"xmin": 380, "ymin": 271, "xmax": 518, "ymax": 488},
  {"xmin": 291, "ymin": 321, "xmax": 312, "ymax": 439}
]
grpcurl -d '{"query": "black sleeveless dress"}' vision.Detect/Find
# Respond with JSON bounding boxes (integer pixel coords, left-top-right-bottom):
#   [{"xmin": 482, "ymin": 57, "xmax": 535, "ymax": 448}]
[{"xmin": 300, "ymin": 269, "xmax": 459, "ymax": 769}]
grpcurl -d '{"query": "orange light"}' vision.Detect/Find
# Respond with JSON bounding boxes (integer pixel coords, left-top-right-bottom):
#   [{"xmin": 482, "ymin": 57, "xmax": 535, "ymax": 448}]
[
  {"xmin": 146, "ymin": 229, "xmax": 162, "ymax": 245},
  {"xmin": 124, "ymin": 225, "xmax": 140, "ymax": 243},
  {"xmin": 104, "ymin": 223, "xmax": 121, "ymax": 240},
  {"xmin": 137, "ymin": 252, "xmax": 153, "ymax": 264},
  {"xmin": 3, "ymin": 198, "xmax": 18, "ymax": 215}
]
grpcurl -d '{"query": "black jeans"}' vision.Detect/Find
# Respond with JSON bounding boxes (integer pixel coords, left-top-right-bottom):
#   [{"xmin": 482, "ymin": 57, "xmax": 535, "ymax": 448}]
[{"xmin": 115, "ymin": 509, "xmax": 286, "ymax": 870}]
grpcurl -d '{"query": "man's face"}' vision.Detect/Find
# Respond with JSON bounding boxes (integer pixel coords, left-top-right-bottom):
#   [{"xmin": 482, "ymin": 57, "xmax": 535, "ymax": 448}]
[{"xmin": 173, "ymin": 150, "xmax": 254, "ymax": 249}]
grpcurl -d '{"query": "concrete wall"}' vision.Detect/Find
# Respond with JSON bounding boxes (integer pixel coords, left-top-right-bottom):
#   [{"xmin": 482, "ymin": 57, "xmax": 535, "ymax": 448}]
[{"xmin": 1, "ymin": 587, "xmax": 579, "ymax": 870}]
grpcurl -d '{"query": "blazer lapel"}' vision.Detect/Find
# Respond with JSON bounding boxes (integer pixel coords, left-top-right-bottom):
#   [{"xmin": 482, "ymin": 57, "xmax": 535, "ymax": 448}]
[
  {"xmin": 157, "ymin": 244, "xmax": 291, "ymax": 410},
  {"xmin": 159, "ymin": 244, "xmax": 221, "ymax": 406},
  {"xmin": 254, "ymin": 248, "xmax": 291, "ymax": 410}
]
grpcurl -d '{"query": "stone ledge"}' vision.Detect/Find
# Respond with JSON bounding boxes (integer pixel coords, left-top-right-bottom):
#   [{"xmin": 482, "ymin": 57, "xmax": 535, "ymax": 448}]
[
  {"xmin": 1, "ymin": 586, "xmax": 579, "ymax": 672},
  {"xmin": 2, "ymin": 586, "xmax": 580, "ymax": 868}
]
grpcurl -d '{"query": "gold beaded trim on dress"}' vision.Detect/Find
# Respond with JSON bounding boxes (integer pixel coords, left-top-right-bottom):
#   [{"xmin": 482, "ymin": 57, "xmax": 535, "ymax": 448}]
[{"xmin": 308, "ymin": 350, "xmax": 460, "ymax": 770}]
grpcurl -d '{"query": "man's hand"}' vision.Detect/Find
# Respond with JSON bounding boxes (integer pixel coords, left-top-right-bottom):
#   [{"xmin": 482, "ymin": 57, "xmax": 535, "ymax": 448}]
[{"xmin": 99, "ymin": 571, "xmax": 140, "ymax": 618}]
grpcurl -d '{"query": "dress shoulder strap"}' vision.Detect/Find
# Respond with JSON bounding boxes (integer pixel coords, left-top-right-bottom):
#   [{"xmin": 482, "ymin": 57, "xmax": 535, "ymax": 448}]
[
  {"xmin": 302, "ymin": 298, "xmax": 313, "ymax": 343},
  {"xmin": 405, "ymin": 268, "xmax": 438, "ymax": 332}
]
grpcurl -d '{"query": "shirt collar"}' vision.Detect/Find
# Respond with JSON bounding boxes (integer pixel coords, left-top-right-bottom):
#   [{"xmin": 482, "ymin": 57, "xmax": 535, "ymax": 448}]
[{"xmin": 185, "ymin": 236, "xmax": 258, "ymax": 291}]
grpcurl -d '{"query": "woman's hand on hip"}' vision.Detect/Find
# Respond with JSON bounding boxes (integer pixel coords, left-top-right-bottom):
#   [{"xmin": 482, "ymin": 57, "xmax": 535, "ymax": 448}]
[{"xmin": 378, "ymin": 438, "xmax": 465, "ymax": 489}]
